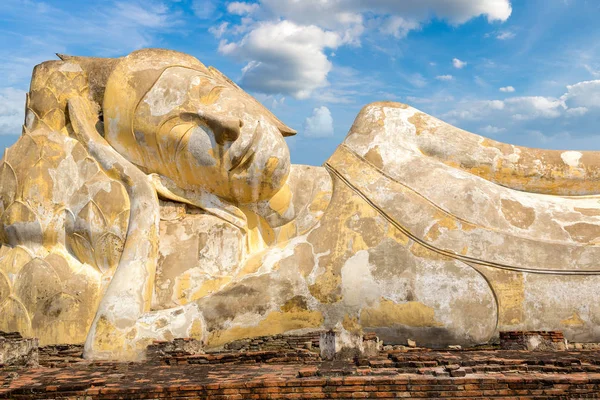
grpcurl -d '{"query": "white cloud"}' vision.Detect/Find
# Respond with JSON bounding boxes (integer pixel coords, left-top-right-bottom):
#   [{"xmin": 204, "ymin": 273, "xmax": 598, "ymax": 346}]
[
  {"xmin": 209, "ymin": 22, "xmax": 229, "ymax": 38},
  {"xmin": 480, "ymin": 125, "xmax": 506, "ymax": 135},
  {"xmin": 583, "ymin": 64, "xmax": 600, "ymax": 78},
  {"xmin": 406, "ymin": 94, "xmax": 454, "ymax": 104},
  {"xmin": 304, "ymin": 106, "xmax": 334, "ymax": 138},
  {"xmin": 444, "ymin": 99, "xmax": 504, "ymax": 120},
  {"xmin": 110, "ymin": 2, "xmax": 172, "ymax": 28},
  {"xmin": 0, "ymin": 0, "xmax": 180, "ymax": 53},
  {"xmin": 227, "ymin": 2, "xmax": 259, "ymax": 15},
  {"xmin": 192, "ymin": 0, "xmax": 217, "ymax": 19},
  {"xmin": 216, "ymin": 0, "xmax": 511, "ymax": 98},
  {"xmin": 254, "ymin": 93, "xmax": 286, "ymax": 109},
  {"xmin": 258, "ymin": 0, "xmax": 365, "ymax": 45},
  {"xmin": 499, "ymin": 86, "xmax": 515, "ymax": 92},
  {"xmin": 496, "ymin": 30, "xmax": 515, "ymax": 40},
  {"xmin": 452, "ymin": 58, "xmax": 467, "ymax": 69},
  {"xmin": 446, "ymin": 96, "xmax": 566, "ymax": 123},
  {"xmin": 443, "ymin": 79, "xmax": 600, "ymax": 124},
  {"xmin": 524, "ymin": 131, "xmax": 600, "ymax": 150},
  {"xmin": 260, "ymin": 0, "xmax": 511, "ymax": 29},
  {"xmin": 314, "ymin": 89, "xmax": 358, "ymax": 104},
  {"xmin": 436, "ymin": 74, "xmax": 454, "ymax": 81},
  {"xmin": 408, "ymin": 73, "xmax": 427, "ymax": 88},
  {"xmin": 312, "ymin": 65, "xmax": 384, "ymax": 104},
  {"xmin": 566, "ymin": 107, "xmax": 588, "ymax": 117},
  {"xmin": 561, "ymin": 80, "xmax": 600, "ymax": 109},
  {"xmin": 0, "ymin": 87, "xmax": 25, "ymax": 135},
  {"xmin": 380, "ymin": 16, "xmax": 420, "ymax": 39},
  {"xmin": 474, "ymin": 76, "xmax": 489, "ymax": 87},
  {"xmin": 506, "ymin": 97, "xmax": 565, "ymax": 120},
  {"xmin": 219, "ymin": 20, "xmax": 340, "ymax": 99}
]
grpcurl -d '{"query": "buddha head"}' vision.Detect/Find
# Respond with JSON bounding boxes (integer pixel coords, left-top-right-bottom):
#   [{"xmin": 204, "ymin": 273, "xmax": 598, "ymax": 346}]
[{"xmin": 102, "ymin": 49, "xmax": 295, "ymax": 204}]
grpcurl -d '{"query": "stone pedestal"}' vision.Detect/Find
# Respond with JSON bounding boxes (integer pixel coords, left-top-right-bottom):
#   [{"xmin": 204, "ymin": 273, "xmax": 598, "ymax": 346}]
[
  {"xmin": 500, "ymin": 331, "xmax": 567, "ymax": 351},
  {"xmin": 319, "ymin": 330, "xmax": 382, "ymax": 360},
  {"xmin": 0, "ymin": 331, "xmax": 38, "ymax": 367}
]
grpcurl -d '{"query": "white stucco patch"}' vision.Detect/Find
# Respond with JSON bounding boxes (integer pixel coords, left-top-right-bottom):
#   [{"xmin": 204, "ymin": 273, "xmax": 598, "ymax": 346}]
[
  {"xmin": 341, "ymin": 250, "xmax": 379, "ymax": 308},
  {"xmin": 59, "ymin": 63, "xmax": 83, "ymax": 72},
  {"xmin": 561, "ymin": 151, "xmax": 582, "ymax": 167}
]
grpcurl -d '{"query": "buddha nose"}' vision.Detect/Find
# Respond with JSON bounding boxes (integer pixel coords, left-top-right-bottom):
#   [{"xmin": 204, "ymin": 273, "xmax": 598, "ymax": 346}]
[{"xmin": 198, "ymin": 111, "xmax": 243, "ymax": 145}]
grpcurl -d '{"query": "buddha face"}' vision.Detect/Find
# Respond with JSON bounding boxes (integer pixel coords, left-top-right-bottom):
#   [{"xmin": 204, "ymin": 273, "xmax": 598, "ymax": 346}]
[{"xmin": 103, "ymin": 50, "xmax": 294, "ymax": 204}]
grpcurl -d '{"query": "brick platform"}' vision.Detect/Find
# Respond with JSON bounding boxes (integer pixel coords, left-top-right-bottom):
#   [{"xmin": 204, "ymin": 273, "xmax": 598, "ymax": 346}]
[{"xmin": 4, "ymin": 348, "xmax": 600, "ymax": 398}]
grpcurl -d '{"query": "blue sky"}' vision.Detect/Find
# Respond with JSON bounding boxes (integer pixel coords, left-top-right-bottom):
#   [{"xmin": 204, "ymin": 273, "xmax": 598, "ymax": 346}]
[{"xmin": 1, "ymin": 0, "xmax": 600, "ymax": 166}]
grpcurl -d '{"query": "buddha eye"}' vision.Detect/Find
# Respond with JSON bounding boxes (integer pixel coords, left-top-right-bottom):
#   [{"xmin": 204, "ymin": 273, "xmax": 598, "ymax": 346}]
[
  {"xmin": 197, "ymin": 85, "xmax": 225, "ymax": 105},
  {"xmin": 179, "ymin": 111, "xmax": 241, "ymax": 145}
]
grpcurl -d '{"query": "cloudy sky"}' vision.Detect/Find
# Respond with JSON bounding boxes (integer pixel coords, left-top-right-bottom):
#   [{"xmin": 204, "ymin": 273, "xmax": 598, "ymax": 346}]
[{"xmin": 1, "ymin": 0, "xmax": 599, "ymax": 165}]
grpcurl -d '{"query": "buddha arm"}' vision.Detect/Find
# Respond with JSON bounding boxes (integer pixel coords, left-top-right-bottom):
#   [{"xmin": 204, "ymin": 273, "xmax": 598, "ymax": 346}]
[{"xmin": 68, "ymin": 96, "xmax": 160, "ymax": 360}]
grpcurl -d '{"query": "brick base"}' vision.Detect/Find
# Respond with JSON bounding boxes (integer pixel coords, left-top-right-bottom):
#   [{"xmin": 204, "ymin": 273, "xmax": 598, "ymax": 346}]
[{"xmin": 4, "ymin": 349, "xmax": 600, "ymax": 399}]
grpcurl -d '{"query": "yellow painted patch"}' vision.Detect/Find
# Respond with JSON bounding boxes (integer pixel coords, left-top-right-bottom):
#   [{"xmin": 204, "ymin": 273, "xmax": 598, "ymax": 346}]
[
  {"xmin": 0, "ymin": 246, "xmax": 33, "ymax": 280},
  {"xmin": 342, "ymin": 314, "xmax": 362, "ymax": 334},
  {"xmin": 93, "ymin": 316, "xmax": 125, "ymax": 353},
  {"xmin": 574, "ymin": 207, "xmax": 600, "ymax": 217},
  {"xmin": 386, "ymin": 225, "xmax": 409, "ymax": 245},
  {"xmin": 207, "ymin": 309, "xmax": 324, "ymax": 347},
  {"xmin": 500, "ymin": 199, "xmax": 536, "ymax": 229},
  {"xmin": 408, "ymin": 112, "xmax": 436, "ymax": 136},
  {"xmin": 360, "ymin": 299, "xmax": 442, "ymax": 328},
  {"xmin": 364, "ymin": 146, "xmax": 384, "ymax": 169},
  {"xmin": 409, "ymin": 243, "xmax": 452, "ymax": 261},
  {"xmin": 268, "ymin": 184, "xmax": 292, "ymax": 217},
  {"xmin": 174, "ymin": 272, "xmax": 232, "ymax": 304},
  {"xmin": 0, "ymin": 296, "xmax": 32, "ymax": 337},
  {"xmin": 242, "ymin": 207, "xmax": 275, "ymax": 252},
  {"xmin": 263, "ymin": 157, "xmax": 281, "ymax": 184},
  {"xmin": 481, "ymin": 267, "xmax": 524, "ymax": 326},
  {"xmin": 238, "ymin": 253, "xmax": 264, "ymax": 277},
  {"xmin": 275, "ymin": 221, "xmax": 297, "ymax": 244},
  {"xmin": 424, "ymin": 211, "xmax": 460, "ymax": 241},
  {"xmin": 309, "ymin": 269, "xmax": 342, "ymax": 304},
  {"xmin": 424, "ymin": 223, "xmax": 443, "ymax": 241},
  {"xmin": 461, "ymin": 221, "xmax": 477, "ymax": 232},
  {"xmin": 281, "ymin": 295, "xmax": 309, "ymax": 312},
  {"xmin": 307, "ymin": 190, "xmax": 332, "ymax": 214},
  {"xmin": 189, "ymin": 276, "xmax": 232, "ymax": 302},
  {"xmin": 564, "ymin": 223, "xmax": 600, "ymax": 243},
  {"xmin": 173, "ymin": 272, "xmax": 191, "ymax": 304},
  {"xmin": 199, "ymin": 86, "xmax": 224, "ymax": 105},
  {"xmin": 561, "ymin": 312, "xmax": 585, "ymax": 326},
  {"xmin": 351, "ymin": 235, "xmax": 369, "ymax": 253},
  {"xmin": 189, "ymin": 319, "xmax": 204, "ymax": 340}
]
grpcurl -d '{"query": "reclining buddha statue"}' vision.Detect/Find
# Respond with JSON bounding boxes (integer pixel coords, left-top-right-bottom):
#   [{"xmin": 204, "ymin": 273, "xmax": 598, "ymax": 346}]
[{"xmin": 1, "ymin": 48, "xmax": 600, "ymax": 360}]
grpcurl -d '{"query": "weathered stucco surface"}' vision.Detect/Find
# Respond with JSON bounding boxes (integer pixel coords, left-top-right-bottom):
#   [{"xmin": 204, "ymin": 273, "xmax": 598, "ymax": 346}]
[{"xmin": 2, "ymin": 49, "xmax": 600, "ymax": 360}]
